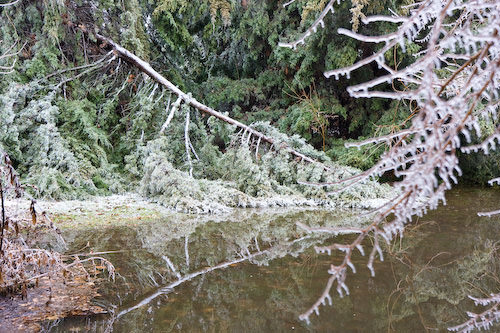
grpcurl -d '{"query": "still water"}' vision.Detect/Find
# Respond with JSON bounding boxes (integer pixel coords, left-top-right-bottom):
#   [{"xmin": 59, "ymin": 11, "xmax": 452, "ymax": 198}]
[{"xmin": 44, "ymin": 187, "xmax": 500, "ymax": 332}]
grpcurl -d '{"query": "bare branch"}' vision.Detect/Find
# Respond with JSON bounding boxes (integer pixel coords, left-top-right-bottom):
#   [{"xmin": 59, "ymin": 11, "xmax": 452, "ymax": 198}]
[{"xmin": 0, "ymin": 40, "xmax": 25, "ymax": 74}]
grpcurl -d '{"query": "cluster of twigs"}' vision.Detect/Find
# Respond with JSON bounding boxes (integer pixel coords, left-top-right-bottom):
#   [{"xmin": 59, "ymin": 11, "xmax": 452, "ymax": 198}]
[
  {"xmin": 280, "ymin": 0, "xmax": 500, "ymax": 328},
  {"xmin": 0, "ymin": 151, "xmax": 114, "ymax": 296},
  {"xmin": 0, "ymin": 39, "xmax": 22, "ymax": 75},
  {"xmin": 0, "ymin": 152, "xmax": 60, "ymax": 294},
  {"xmin": 449, "ymin": 294, "xmax": 500, "ymax": 332}
]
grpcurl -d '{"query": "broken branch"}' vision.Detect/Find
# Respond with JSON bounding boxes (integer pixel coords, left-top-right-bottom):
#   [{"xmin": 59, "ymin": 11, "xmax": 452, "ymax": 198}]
[{"xmin": 93, "ymin": 33, "xmax": 332, "ymax": 171}]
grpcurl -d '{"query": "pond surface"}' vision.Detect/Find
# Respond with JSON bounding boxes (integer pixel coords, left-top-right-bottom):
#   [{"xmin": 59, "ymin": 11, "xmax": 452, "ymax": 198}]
[{"xmin": 43, "ymin": 187, "xmax": 500, "ymax": 332}]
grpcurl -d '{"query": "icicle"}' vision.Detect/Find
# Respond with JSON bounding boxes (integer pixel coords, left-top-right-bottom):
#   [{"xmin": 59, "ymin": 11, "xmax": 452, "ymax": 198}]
[
  {"xmin": 356, "ymin": 244, "xmax": 365, "ymax": 256},
  {"xmin": 341, "ymin": 283, "xmax": 350, "ymax": 295},
  {"xmin": 367, "ymin": 262, "xmax": 375, "ymax": 277},
  {"xmin": 325, "ymin": 294, "xmax": 332, "ymax": 306},
  {"xmin": 347, "ymin": 261, "xmax": 356, "ymax": 273}
]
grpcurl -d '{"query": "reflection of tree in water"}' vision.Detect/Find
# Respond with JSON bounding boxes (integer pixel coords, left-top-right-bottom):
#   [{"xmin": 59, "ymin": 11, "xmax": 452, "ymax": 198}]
[
  {"xmin": 379, "ymin": 215, "xmax": 500, "ymax": 332},
  {"xmin": 47, "ymin": 190, "xmax": 500, "ymax": 332},
  {"xmin": 51, "ymin": 209, "xmax": 364, "ymax": 332}
]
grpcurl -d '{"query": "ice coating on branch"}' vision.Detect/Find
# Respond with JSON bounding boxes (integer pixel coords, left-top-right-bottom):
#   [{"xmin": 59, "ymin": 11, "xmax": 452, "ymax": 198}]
[
  {"xmin": 278, "ymin": 0, "xmax": 336, "ymax": 49},
  {"xmin": 448, "ymin": 293, "xmax": 500, "ymax": 332},
  {"xmin": 283, "ymin": 0, "xmax": 500, "ymax": 325}
]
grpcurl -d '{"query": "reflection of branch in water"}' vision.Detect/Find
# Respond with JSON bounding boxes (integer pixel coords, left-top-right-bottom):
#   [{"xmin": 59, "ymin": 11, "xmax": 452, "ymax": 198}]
[
  {"xmin": 296, "ymin": 196, "xmax": 401, "ymax": 324},
  {"xmin": 115, "ymin": 235, "xmax": 312, "ymax": 319},
  {"xmin": 162, "ymin": 255, "xmax": 181, "ymax": 280},
  {"xmin": 116, "ymin": 248, "xmax": 270, "ymax": 318},
  {"xmin": 184, "ymin": 236, "xmax": 190, "ymax": 268},
  {"xmin": 449, "ymin": 294, "xmax": 500, "ymax": 332}
]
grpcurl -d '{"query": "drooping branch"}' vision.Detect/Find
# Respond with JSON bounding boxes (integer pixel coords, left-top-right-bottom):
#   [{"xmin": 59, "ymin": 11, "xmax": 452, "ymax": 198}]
[
  {"xmin": 91, "ymin": 33, "xmax": 332, "ymax": 171},
  {"xmin": 159, "ymin": 95, "xmax": 182, "ymax": 133},
  {"xmin": 280, "ymin": 0, "xmax": 500, "ymax": 325},
  {"xmin": 184, "ymin": 106, "xmax": 194, "ymax": 177}
]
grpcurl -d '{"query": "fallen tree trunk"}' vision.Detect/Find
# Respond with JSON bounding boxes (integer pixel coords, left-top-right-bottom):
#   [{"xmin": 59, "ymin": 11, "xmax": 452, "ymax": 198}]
[{"xmin": 94, "ymin": 33, "xmax": 332, "ymax": 172}]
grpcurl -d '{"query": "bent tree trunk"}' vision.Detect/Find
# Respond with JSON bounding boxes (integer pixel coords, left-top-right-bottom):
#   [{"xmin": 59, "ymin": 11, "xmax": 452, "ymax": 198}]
[{"xmin": 94, "ymin": 33, "xmax": 332, "ymax": 172}]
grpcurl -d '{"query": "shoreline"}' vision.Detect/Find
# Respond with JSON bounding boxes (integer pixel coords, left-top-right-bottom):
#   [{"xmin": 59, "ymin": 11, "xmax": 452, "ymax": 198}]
[{"xmin": 4, "ymin": 192, "xmax": 391, "ymax": 231}]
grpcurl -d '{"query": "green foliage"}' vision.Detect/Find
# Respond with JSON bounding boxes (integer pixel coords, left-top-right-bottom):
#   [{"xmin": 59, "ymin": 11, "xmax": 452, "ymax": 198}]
[
  {"xmin": 152, "ymin": 0, "xmax": 196, "ymax": 50},
  {"xmin": 327, "ymin": 139, "xmax": 384, "ymax": 171},
  {"xmin": 0, "ymin": 0, "xmax": 434, "ymax": 202},
  {"xmin": 0, "ymin": 82, "xmax": 122, "ymax": 198},
  {"xmin": 325, "ymin": 43, "xmax": 358, "ymax": 70},
  {"xmin": 24, "ymin": 44, "xmax": 61, "ymax": 79},
  {"xmin": 136, "ymin": 120, "xmax": 391, "ymax": 213},
  {"xmin": 147, "ymin": 0, "xmax": 410, "ymax": 162},
  {"xmin": 198, "ymin": 77, "xmax": 265, "ymax": 116}
]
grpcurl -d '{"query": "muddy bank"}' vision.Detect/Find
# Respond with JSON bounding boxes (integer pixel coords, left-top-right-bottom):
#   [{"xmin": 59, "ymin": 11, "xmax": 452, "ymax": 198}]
[{"xmin": 0, "ymin": 272, "xmax": 105, "ymax": 332}]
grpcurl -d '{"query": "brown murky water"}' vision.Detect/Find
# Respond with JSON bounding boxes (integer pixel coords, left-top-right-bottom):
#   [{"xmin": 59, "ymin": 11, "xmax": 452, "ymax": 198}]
[{"xmin": 42, "ymin": 187, "xmax": 500, "ymax": 332}]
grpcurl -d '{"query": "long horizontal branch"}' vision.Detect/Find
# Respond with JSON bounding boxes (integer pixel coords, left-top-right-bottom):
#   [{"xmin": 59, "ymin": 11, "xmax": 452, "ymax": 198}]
[
  {"xmin": 94, "ymin": 33, "xmax": 332, "ymax": 171},
  {"xmin": 116, "ymin": 248, "xmax": 269, "ymax": 319}
]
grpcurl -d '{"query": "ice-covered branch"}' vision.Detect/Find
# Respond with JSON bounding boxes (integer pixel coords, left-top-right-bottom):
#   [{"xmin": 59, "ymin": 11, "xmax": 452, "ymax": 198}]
[
  {"xmin": 278, "ymin": 0, "xmax": 337, "ymax": 50},
  {"xmin": 449, "ymin": 294, "xmax": 500, "ymax": 332},
  {"xmin": 461, "ymin": 133, "xmax": 500, "ymax": 154},
  {"xmin": 361, "ymin": 15, "xmax": 407, "ymax": 24},
  {"xmin": 0, "ymin": 0, "xmax": 21, "ymax": 7},
  {"xmin": 0, "ymin": 40, "xmax": 24, "ymax": 74},
  {"xmin": 90, "ymin": 32, "xmax": 334, "ymax": 171},
  {"xmin": 184, "ymin": 106, "xmax": 194, "ymax": 177},
  {"xmin": 287, "ymin": 0, "xmax": 500, "ymax": 326},
  {"xmin": 160, "ymin": 96, "xmax": 182, "ymax": 133}
]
